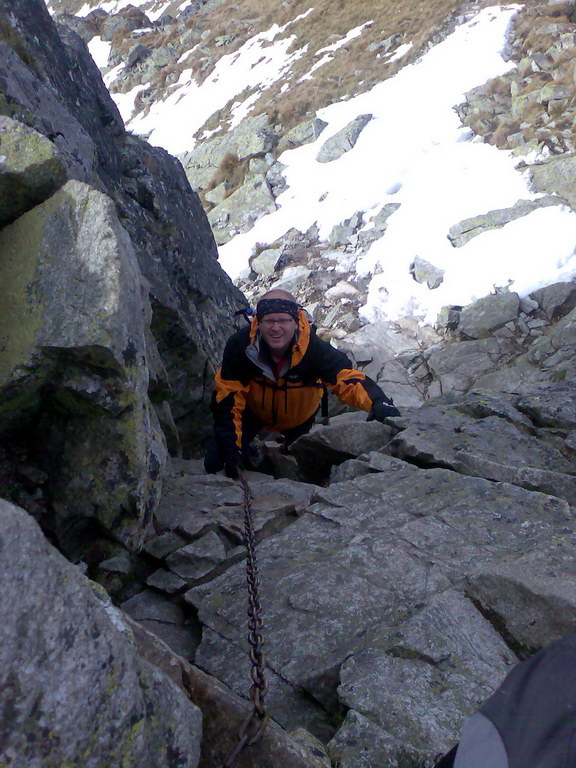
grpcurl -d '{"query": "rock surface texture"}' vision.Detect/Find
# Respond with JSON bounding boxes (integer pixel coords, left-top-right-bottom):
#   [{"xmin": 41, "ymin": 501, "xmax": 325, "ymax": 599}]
[
  {"xmin": 137, "ymin": 386, "xmax": 576, "ymax": 767},
  {"xmin": 0, "ymin": 497, "xmax": 203, "ymax": 768},
  {"xmin": 0, "ymin": 0, "xmax": 244, "ymax": 560}
]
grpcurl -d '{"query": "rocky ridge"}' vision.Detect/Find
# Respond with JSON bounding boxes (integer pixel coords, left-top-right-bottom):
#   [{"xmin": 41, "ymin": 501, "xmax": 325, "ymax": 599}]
[
  {"xmin": 0, "ymin": 3, "xmax": 306, "ymax": 765},
  {"xmin": 127, "ymin": 378, "xmax": 576, "ymax": 767},
  {"xmin": 47, "ymin": 1, "xmax": 576, "ymax": 361},
  {"xmin": 0, "ymin": 0, "xmax": 245, "ymax": 555},
  {"xmin": 57, "ymin": 0, "xmax": 576, "ymax": 372},
  {"xmin": 457, "ymin": 2, "xmax": 576, "ymax": 156}
]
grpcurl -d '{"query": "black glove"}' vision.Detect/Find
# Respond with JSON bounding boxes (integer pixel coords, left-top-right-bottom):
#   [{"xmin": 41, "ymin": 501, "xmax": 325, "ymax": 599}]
[
  {"xmin": 367, "ymin": 397, "xmax": 401, "ymax": 422},
  {"xmin": 224, "ymin": 454, "xmax": 243, "ymax": 479}
]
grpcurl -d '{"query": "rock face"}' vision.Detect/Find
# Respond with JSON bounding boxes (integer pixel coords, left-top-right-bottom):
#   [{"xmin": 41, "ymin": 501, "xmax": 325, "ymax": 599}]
[
  {"xmin": 0, "ymin": 0, "xmax": 244, "ymax": 449},
  {"xmin": 276, "ymin": 116, "xmax": 328, "ymax": 153},
  {"xmin": 3, "ymin": 381, "xmax": 576, "ymax": 767},
  {"xmin": 420, "ymin": 283, "xmax": 576, "ymax": 398},
  {"xmin": 132, "ymin": 618, "xmax": 332, "ymax": 768},
  {"xmin": 0, "ymin": 497, "xmax": 203, "ymax": 768},
  {"xmin": 455, "ymin": 10, "xmax": 576, "ymax": 157},
  {"xmin": 530, "ymin": 154, "xmax": 576, "ymax": 208},
  {"xmin": 0, "ymin": 115, "xmax": 68, "ymax": 225},
  {"xmin": 457, "ymin": 292, "xmax": 520, "ymax": 339},
  {"xmin": 208, "ymin": 173, "xmax": 277, "ymax": 243},
  {"xmin": 181, "ymin": 114, "xmax": 279, "ymax": 192},
  {"xmin": 447, "ymin": 196, "xmax": 566, "ymax": 247},
  {"xmin": 54, "ymin": 0, "xmax": 576, "ymax": 402},
  {"xmin": 180, "ymin": 114, "xmax": 280, "ymax": 244},
  {"xmin": 0, "ymin": 0, "xmax": 245, "ymax": 560},
  {"xmin": 0, "ymin": 179, "xmax": 166, "ymax": 551},
  {"xmin": 316, "ymin": 114, "xmax": 373, "ymax": 163}
]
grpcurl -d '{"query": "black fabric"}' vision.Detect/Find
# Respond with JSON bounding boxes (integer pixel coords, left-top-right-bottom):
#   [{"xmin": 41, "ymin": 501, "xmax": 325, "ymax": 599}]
[
  {"xmin": 255, "ymin": 298, "xmax": 300, "ymax": 321},
  {"xmin": 367, "ymin": 397, "xmax": 401, "ymax": 421},
  {"xmin": 203, "ymin": 440, "xmax": 225, "ymax": 474},
  {"xmin": 320, "ymin": 384, "xmax": 329, "ymax": 419},
  {"xmin": 479, "ymin": 632, "xmax": 576, "ymax": 768},
  {"xmin": 224, "ymin": 459, "xmax": 241, "ymax": 479},
  {"xmin": 204, "ymin": 406, "xmax": 264, "ymax": 473},
  {"xmin": 435, "ymin": 744, "xmax": 458, "ymax": 767},
  {"xmin": 234, "ymin": 306, "xmax": 254, "ymax": 324},
  {"xmin": 205, "ymin": 403, "xmax": 317, "ymax": 473},
  {"xmin": 218, "ymin": 324, "xmax": 380, "ymax": 393}
]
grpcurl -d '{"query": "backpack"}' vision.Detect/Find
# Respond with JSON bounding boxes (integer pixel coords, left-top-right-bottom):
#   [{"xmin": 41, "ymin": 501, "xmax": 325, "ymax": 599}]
[{"xmin": 440, "ymin": 633, "xmax": 576, "ymax": 768}]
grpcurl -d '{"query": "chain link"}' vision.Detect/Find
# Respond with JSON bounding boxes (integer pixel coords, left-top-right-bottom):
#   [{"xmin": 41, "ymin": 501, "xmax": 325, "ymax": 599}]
[{"xmin": 222, "ymin": 472, "xmax": 269, "ymax": 768}]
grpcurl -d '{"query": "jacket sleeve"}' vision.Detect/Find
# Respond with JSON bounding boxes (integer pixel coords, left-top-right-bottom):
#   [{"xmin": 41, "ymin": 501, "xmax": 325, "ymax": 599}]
[
  {"xmin": 211, "ymin": 332, "xmax": 250, "ymax": 459},
  {"xmin": 313, "ymin": 336, "xmax": 389, "ymax": 413}
]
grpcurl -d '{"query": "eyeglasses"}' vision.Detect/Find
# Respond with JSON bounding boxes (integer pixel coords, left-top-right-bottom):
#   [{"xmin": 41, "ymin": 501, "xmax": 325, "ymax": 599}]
[{"xmin": 260, "ymin": 318, "xmax": 295, "ymax": 327}]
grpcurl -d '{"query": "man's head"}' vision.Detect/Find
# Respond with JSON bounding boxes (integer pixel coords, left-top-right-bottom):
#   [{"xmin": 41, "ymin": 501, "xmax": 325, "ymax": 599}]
[{"xmin": 256, "ymin": 289, "xmax": 300, "ymax": 357}]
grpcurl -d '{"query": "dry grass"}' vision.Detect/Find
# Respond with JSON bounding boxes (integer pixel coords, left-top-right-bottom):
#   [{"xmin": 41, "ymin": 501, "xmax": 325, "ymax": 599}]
[
  {"xmin": 118, "ymin": 0, "xmax": 576, "ymax": 157},
  {"xmin": 205, "ymin": 152, "xmax": 249, "ymax": 197},
  {"xmin": 169, "ymin": 0, "xmax": 510, "ymax": 136},
  {"xmin": 485, "ymin": 76, "xmax": 511, "ymax": 99},
  {"xmin": 146, "ymin": 57, "xmax": 182, "ymax": 92},
  {"xmin": 243, "ymin": 0, "xmax": 475, "ymax": 130},
  {"xmin": 520, "ymin": 99, "xmax": 548, "ymax": 130},
  {"xmin": 467, "ymin": 110, "xmax": 499, "ymax": 138},
  {"xmin": 511, "ymin": 2, "xmax": 576, "ymax": 149},
  {"xmin": 491, "ymin": 118, "xmax": 521, "ymax": 148},
  {"xmin": 116, "ymin": 5, "xmax": 149, "ymax": 23},
  {"xmin": 275, "ymin": 94, "xmax": 313, "ymax": 127},
  {"xmin": 515, "ymin": 2, "xmax": 575, "ymax": 49}
]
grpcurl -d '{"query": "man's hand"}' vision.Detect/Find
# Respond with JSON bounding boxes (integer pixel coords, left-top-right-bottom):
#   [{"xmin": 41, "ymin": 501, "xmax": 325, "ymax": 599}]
[{"xmin": 367, "ymin": 397, "xmax": 401, "ymax": 422}]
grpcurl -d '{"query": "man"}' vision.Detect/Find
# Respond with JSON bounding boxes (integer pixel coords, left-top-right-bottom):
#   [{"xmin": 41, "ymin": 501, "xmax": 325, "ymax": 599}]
[{"xmin": 204, "ymin": 289, "xmax": 400, "ymax": 477}]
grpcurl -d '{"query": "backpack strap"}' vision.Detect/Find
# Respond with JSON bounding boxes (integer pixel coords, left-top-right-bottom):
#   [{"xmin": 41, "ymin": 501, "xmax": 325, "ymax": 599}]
[{"xmin": 320, "ymin": 384, "xmax": 329, "ymax": 425}]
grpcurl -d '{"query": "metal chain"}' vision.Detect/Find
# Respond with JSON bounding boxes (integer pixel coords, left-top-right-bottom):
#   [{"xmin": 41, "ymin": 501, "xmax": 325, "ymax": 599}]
[{"xmin": 222, "ymin": 472, "xmax": 269, "ymax": 768}]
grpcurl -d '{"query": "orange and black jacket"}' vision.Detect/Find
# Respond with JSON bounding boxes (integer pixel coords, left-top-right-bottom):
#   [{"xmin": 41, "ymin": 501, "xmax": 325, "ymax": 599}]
[{"xmin": 211, "ymin": 310, "xmax": 387, "ymax": 460}]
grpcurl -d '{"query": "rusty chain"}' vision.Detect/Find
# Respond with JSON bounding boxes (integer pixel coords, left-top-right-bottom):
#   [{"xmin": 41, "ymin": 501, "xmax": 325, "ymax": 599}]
[{"xmin": 222, "ymin": 471, "xmax": 269, "ymax": 768}]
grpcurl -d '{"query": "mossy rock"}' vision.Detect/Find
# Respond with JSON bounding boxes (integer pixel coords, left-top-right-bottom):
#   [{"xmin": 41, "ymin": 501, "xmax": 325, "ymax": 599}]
[{"xmin": 0, "ymin": 115, "xmax": 67, "ymax": 226}]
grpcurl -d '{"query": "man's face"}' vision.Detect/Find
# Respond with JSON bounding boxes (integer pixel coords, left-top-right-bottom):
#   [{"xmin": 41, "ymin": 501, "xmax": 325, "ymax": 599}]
[{"xmin": 259, "ymin": 313, "xmax": 297, "ymax": 356}]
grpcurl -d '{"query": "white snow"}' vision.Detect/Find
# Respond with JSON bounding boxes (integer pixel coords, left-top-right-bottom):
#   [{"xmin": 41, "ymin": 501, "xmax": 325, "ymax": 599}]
[
  {"xmin": 387, "ymin": 42, "xmax": 413, "ymax": 61},
  {"xmin": 74, "ymin": 0, "xmax": 174, "ymax": 20},
  {"xmin": 113, "ymin": 83, "xmax": 147, "ymax": 122},
  {"xmin": 178, "ymin": 0, "xmax": 197, "ymax": 10},
  {"xmin": 213, "ymin": 5, "xmax": 576, "ymax": 324},
  {"xmin": 75, "ymin": 3, "xmax": 93, "ymax": 16},
  {"xmin": 103, "ymin": 3, "xmax": 576, "ymax": 325},
  {"xmin": 104, "ymin": 62, "xmax": 125, "ymax": 87},
  {"xmin": 124, "ymin": 11, "xmax": 313, "ymax": 152},
  {"xmin": 87, "ymin": 36, "xmax": 111, "ymax": 69},
  {"xmin": 146, "ymin": 2, "xmax": 172, "ymax": 21},
  {"xmin": 102, "ymin": 63, "xmax": 147, "ymax": 122}
]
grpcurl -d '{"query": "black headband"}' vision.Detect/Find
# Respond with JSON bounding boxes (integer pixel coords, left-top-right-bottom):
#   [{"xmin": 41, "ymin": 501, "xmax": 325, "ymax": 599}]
[{"xmin": 256, "ymin": 298, "xmax": 300, "ymax": 322}]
